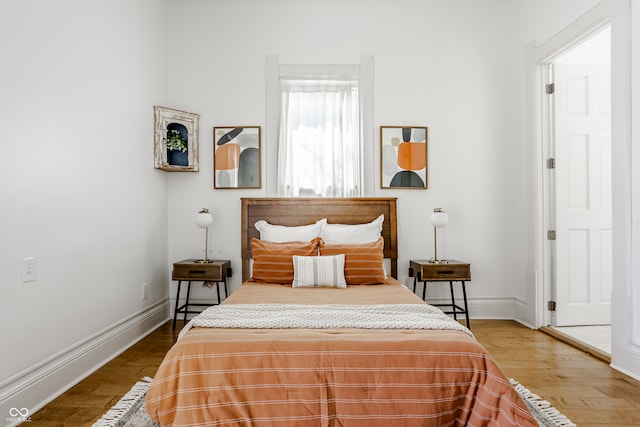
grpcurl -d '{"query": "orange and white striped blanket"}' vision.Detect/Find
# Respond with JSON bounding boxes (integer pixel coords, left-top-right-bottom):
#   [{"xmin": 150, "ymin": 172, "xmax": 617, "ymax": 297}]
[{"xmin": 145, "ymin": 280, "xmax": 537, "ymax": 426}]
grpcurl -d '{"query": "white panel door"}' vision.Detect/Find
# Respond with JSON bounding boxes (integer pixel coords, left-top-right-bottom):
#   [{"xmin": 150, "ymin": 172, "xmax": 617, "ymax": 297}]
[{"xmin": 553, "ymin": 63, "xmax": 612, "ymax": 326}]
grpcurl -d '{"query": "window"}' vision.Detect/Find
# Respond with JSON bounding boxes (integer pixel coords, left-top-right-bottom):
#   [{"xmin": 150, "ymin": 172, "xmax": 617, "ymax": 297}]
[
  {"xmin": 265, "ymin": 56, "xmax": 373, "ymax": 196},
  {"xmin": 277, "ymin": 79, "xmax": 360, "ymax": 197}
]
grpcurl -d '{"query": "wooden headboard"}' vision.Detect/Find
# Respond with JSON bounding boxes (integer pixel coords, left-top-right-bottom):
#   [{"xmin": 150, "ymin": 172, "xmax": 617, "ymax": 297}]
[{"xmin": 241, "ymin": 198, "xmax": 398, "ymax": 282}]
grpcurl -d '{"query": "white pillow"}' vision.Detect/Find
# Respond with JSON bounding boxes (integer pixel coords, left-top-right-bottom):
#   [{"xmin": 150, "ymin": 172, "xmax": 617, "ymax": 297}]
[
  {"xmin": 292, "ymin": 254, "xmax": 347, "ymax": 288},
  {"xmin": 254, "ymin": 218, "xmax": 327, "ymax": 243},
  {"xmin": 321, "ymin": 214, "xmax": 384, "ymax": 244}
]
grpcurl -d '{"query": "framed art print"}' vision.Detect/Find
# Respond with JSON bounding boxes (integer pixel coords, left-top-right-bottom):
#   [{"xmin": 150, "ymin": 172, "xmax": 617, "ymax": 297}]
[
  {"xmin": 214, "ymin": 126, "xmax": 261, "ymax": 189},
  {"xmin": 153, "ymin": 106, "xmax": 200, "ymax": 172},
  {"xmin": 380, "ymin": 126, "xmax": 428, "ymax": 189}
]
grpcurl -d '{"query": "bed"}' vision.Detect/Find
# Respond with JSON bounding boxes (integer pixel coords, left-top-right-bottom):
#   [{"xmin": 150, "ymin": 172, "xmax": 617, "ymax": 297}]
[{"xmin": 146, "ymin": 198, "xmax": 536, "ymax": 426}]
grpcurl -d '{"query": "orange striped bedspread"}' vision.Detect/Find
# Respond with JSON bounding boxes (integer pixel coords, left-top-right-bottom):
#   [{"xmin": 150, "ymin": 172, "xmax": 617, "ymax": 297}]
[{"xmin": 145, "ymin": 280, "xmax": 537, "ymax": 426}]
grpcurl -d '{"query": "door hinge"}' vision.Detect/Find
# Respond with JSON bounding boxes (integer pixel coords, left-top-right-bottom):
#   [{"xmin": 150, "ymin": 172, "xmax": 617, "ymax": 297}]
[
  {"xmin": 546, "ymin": 158, "xmax": 555, "ymax": 169},
  {"xmin": 547, "ymin": 230, "xmax": 556, "ymax": 240},
  {"xmin": 548, "ymin": 300, "xmax": 557, "ymax": 311},
  {"xmin": 546, "ymin": 83, "xmax": 555, "ymax": 94}
]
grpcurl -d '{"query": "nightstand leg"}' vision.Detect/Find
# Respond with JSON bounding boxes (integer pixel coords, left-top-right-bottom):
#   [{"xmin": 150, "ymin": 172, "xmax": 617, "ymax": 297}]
[
  {"xmin": 173, "ymin": 280, "xmax": 183, "ymax": 330},
  {"xmin": 216, "ymin": 280, "xmax": 221, "ymax": 304},
  {"xmin": 408, "ymin": 267, "xmax": 417, "ymax": 292},
  {"xmin": 461, "ymin": 281, "xmax": 470, "ymax": 329},
  {"xmin": 183, "ymin": 281, "xmax": 193, "ymax": 324},
  {"xmin": 449, "ymin": 281, "xmax": 457, "ymax": 321}
]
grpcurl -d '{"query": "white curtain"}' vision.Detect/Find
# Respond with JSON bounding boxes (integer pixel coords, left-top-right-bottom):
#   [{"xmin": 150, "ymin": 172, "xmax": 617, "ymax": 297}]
[{"xmin": 277, "ymin": 79, "xmax": 360, "ymax": 197}]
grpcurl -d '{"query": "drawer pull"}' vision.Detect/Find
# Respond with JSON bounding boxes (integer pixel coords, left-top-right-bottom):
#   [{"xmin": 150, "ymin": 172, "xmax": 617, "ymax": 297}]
[
  {"xmin": 437, "ymin": 270, "xmax": 456, "ymax": 274},
  {"xmin": 188, "ymin": 270, "xmax": 207, "ymax": 275}
]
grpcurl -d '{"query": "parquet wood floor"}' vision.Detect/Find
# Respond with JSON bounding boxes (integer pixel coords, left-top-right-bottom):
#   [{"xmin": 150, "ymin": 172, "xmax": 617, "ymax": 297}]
[{"xmin": 27, "ymin": 320, "xmax": 640, "ymax": 426}]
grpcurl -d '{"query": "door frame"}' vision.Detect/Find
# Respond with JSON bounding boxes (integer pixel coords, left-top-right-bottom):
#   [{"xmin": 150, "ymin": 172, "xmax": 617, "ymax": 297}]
[{"xmin": 530, "ymin": 2, "xmax": 614, "ymax": 328}]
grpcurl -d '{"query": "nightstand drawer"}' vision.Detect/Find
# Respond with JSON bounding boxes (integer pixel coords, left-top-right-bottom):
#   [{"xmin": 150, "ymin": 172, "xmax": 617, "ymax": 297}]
[
  {"xmin": 172, "ymin": 259, "xmax": 229, "ymax": 281},
  {"xmin": 410, "ymin": 260, "xmax": 471, "ymax": 281}
]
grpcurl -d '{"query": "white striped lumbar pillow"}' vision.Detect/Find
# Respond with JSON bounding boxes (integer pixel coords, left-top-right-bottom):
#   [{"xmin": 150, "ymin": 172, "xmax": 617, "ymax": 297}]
[{"xmin": 292, "ymin": 254, "xmax": 347, "ymax": 288}]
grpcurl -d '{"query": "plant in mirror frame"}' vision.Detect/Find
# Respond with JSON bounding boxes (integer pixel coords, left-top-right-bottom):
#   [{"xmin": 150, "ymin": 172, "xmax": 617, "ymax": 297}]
[{"xmin": 166, "ymin": 129, "xmax": 188, "ymax": 152}]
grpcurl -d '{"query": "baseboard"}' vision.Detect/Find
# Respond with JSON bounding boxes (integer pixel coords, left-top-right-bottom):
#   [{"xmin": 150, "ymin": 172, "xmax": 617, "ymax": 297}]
[
  {"xmin": 513, "ymin": 297, "xmax": 537, "ymax": 329},
  {"xmin": 420, "ymin": 297, "xmax": 516, "ymax": 321},
  {"xmin": 467, "ymin": 297, "xmax": 517, "ymax": 319},
  {"xmin": 609, "ymin": 362, "xmax": 640, "ymax": 382},
  {"xmin": 0, "ymin": 299, "xmax": 169, "ymax": 427}
]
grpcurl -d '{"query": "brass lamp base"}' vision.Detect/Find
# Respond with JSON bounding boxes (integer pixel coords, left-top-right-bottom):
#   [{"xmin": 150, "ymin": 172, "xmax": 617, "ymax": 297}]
[
  {"xmin": 428, "ymin": 259, "xmax": 449, "ymax": 264},
  {"xmin": 195, "ymin": 225, "xmax": 214, "ymax": 264}
]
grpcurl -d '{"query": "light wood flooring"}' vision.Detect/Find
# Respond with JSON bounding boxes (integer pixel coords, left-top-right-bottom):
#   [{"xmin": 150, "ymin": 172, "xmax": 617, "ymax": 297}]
[{"xmin": 28, "ymin": 320, "xmax": 640, "ymax": 426}]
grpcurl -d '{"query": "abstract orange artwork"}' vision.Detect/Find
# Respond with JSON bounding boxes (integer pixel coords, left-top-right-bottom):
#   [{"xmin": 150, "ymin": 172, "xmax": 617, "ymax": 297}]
[
  {"xmin": 213, "ymin": 126, "xmax": 261, "ymax": 189},
  {"xmin": 380, "ymin": 126, "xmax": 428, "ymax": 189}
]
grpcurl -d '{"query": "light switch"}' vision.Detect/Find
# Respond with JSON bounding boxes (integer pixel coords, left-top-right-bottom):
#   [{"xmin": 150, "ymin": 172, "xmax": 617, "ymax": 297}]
[{"xmin": 22, "ymin": 257, "xmax": 36, "ymax": 283}]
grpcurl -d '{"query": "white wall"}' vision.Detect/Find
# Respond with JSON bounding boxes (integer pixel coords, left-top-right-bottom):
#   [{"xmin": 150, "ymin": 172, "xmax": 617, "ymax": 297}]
[
  {"xmin": 505, "ymin": 0, "xmax": 602, "ymax": 326},
  {"xmin": 162, "ymin": 0, "xmax": 600, "ymax": 321},
  {"xmin": 163, "ymin": 0, "xmax": 516, "ymax": 316},
  {"xmin": 0, "ymin": 0, "xmax": 169, "ymax": 420}
]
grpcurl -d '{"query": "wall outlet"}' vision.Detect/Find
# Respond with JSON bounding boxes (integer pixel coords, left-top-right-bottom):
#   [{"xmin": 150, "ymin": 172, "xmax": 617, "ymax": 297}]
[
  {"xmin": 22, "ymin": 257, "xmax": 36, "ymax": 283},
  {"xmin": 142, "ymin": 283, "xmax": 148, "ymax": 300}
]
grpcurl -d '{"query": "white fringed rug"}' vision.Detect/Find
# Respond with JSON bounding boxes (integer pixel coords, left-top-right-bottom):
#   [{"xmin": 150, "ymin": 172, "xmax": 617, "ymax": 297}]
[
  {"xmin": 92, "ymin": 377, "xmax": 159, "ymax": 427},
  {"xmin": 510, "ymin": 379, "xmax": 576, "ymax": 427},
  {"xmin": 93, "ymin": 377, "xmax": 576, "ymax": 427}
]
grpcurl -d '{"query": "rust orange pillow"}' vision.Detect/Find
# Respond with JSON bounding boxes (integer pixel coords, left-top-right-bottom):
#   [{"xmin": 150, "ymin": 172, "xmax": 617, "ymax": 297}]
[
  {"xmin": 319, "ymin": 237, "xmax": 385, "ymax": 285},
  {"xmin": 251, "ymin": 237, "xmax": 320, "ymax": 284}
]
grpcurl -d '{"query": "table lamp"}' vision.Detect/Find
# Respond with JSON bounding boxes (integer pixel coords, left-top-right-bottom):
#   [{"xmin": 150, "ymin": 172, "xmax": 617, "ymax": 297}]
[
  {"xmin": 429, "ymin": 208, "xmax": 448, "ymax": 263},
  {"xmin": 195, "ymin": 208, "xmax": 214, "ymax": 263}
]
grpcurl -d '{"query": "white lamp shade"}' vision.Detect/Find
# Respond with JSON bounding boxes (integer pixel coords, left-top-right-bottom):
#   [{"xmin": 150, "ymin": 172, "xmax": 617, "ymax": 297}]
[
  {"xmin": 430, "ymin": 209, "xmax": 448, "ymax": 228},
  {"xmin": 195, "ymin": 208, "xmax": 213, "ymax": 228}
]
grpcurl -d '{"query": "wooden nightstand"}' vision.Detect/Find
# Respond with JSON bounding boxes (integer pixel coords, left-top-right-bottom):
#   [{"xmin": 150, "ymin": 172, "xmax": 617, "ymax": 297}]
[
  {"xmin": 409, "ymin": 259, "xmax": 471, "ymax": 329},
  {"xmin": 172, "ymin": 259, "xmax": 232, "ymax": 329}
]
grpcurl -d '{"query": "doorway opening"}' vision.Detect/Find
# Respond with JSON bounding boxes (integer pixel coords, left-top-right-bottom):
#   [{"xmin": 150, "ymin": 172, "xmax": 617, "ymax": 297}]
[{"xmin": 544, "ymin": 26, "xmax": 611, "ymax": 357}]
